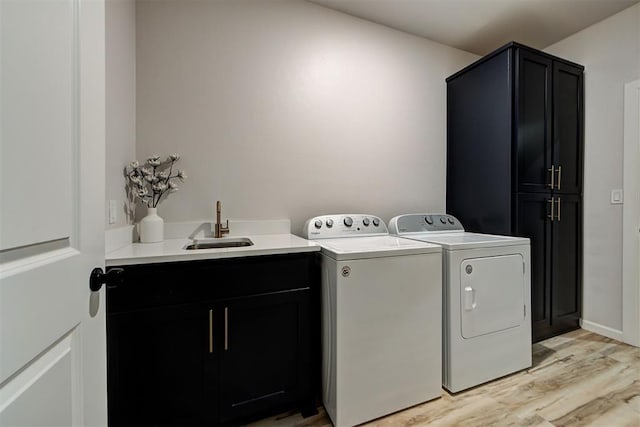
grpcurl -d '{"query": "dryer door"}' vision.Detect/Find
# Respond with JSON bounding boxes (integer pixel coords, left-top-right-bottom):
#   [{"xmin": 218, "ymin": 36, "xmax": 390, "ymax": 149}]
[{"xmin": 460, "ymin": 254, "xmax": 525, "ymax": 338}]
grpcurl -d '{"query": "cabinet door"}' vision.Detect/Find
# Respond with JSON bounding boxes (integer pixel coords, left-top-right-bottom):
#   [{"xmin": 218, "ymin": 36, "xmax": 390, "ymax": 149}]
[
  {"xmin": 515, "ymin": 193, "xmax": 552, "ymax": 342},
  {"xmin": 553, "ymin": 62, "xmax": 584, "ymax": 195},
  {"xmin": 516, "ymin": 49, "xmax": 553, "ymax": 193},
  {"xmin": 551, "ymin": 195, "xmax": 582, "ymax": 333},
  {"xmin": 217, "ymin": 289, "xmax": 311, "ymax": 423},
  {"xmin": 107, "ymin": 304, "xmax": 208, "ymax": 426}
]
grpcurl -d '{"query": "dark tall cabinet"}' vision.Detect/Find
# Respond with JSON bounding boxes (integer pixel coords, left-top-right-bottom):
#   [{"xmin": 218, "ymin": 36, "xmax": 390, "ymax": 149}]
[{"xmin": 446, "ymin": 42, "xmax": 584, "ymax": 342}]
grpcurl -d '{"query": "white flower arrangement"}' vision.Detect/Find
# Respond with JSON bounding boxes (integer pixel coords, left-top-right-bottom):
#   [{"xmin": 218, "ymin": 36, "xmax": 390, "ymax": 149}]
[{"xmin": 126, "ymin": 154, "xmax": 186, "ymax": 208}]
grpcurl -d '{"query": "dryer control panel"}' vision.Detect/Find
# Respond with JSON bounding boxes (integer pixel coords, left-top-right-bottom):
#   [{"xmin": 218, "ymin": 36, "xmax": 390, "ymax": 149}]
[
  {"xmin": 388, "ymin": 213, "xmax": 464, "ymax": 234},
  {"xmin": 303, "ymin": 214, "xmax": 388, "ymax": 239}
]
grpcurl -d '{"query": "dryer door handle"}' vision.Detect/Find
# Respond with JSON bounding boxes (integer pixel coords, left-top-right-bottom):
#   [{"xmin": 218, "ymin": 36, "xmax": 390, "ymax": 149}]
[{"xmin": 463, "ymin": 286, "xmax": 477, "ymax": 310}]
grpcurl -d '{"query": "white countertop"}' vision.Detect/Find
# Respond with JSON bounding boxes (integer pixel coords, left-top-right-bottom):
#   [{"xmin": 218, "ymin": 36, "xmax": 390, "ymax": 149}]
[{"xmin": 106, "ymin": 233, "xmax": 320, "ymax": 266}]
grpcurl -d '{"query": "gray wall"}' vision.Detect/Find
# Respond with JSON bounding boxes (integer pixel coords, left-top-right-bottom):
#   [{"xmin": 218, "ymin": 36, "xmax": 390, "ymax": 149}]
[
  {"xmin": 544, "ymin": 3, "xmax": 640, "ymax": 334},
  {"xmin": 107, "ymin": 0, "xmax": 639, "ymax": 337},
  {"xmin": 106, "ymin": 0, "xmax": 136, "ymax": 229},
  {"xmin": 135, "ymin": 0, "xmax": 477, "ymax": 234}
]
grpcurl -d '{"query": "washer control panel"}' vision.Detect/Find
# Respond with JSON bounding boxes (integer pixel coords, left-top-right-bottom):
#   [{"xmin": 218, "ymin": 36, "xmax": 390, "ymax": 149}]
[
  {"xmin": 303, "ymin": 214, "xmax": 387, "ymax": 239},
  {"xmin": 388, "ymin": 213, "xmax": 464, "ymax": 234}
]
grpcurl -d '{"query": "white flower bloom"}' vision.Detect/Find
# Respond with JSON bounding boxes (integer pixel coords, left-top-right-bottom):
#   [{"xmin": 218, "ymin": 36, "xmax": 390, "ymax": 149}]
[
  {"xmin": 127, "ymin": 155, "xmax": 184, "ymax": 207},
  {"xmin": 153, "ymin": 182, "xmax": 168, "ymax": 192},
  {"xmin": 147, "ymin": 155, "xmax": 161, "ymax": 167}
]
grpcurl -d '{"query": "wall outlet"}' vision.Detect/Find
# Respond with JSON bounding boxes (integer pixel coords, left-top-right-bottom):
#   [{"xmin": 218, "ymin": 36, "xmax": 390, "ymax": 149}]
[
  {"xmin": 109, "ymin": 200, "xmax": 118, "ymax": 224},
  {"xmin": 611, "ymin": 189, "xmax": 624, "ymax": 204}
]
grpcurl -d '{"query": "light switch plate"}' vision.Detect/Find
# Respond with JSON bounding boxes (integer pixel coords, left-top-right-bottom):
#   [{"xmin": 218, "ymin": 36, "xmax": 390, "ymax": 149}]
[
  {"xmin": 109, "ymin": 200, "xmax": 118, "ymax": 224},
  {"xmin": 611, "ymin": 189, "xmax": 624, "ymax": 204}
]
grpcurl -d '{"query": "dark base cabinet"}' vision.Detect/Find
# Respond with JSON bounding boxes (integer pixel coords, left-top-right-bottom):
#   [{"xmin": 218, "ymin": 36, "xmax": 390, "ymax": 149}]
[{"xmin": 106, "ymin": 253, "xmax": 318, "ymax": 427}]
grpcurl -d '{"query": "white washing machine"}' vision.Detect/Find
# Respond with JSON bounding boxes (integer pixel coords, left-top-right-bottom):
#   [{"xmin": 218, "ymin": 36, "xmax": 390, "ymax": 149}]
[
  {"xmin": 303, "ymin": 214, "xmax": 442, "ymax": 427},
  {"xmin": 389, "ymin": 213, "xmax": 531, "ymax": 393}
]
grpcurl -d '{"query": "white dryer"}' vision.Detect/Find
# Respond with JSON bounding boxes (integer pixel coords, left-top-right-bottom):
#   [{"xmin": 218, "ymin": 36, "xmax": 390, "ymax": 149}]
[
  {"xmin": 389, "ymin": 213, "xmax": 531, "ymax": 393},
  {"xmin": 303, "ymin": 214, "xmax": 442, "ymax": 427}
]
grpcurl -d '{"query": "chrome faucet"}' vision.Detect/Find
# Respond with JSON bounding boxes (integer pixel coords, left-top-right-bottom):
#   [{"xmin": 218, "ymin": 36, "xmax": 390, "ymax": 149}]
[{"xmin": 214, "ymin": 200, "xmax": 230, "ymax": 238}]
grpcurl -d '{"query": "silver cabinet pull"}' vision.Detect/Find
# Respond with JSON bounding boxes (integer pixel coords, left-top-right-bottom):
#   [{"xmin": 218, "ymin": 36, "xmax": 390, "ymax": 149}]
[
  {"xmin": 224, "ymin": 307, "xmax": 229, "ymax": 351},
  {"xmin": 547, "ymin": 165, "xmax": 555, "ymax": 189},
  {"xmin": 557, "ymin": 197, "xmax": 561, "ymax": 222},
  {"xmin": 547, "ymin": 198, "xmax": 555, "ymax": 221},
  {"xmin": 209, "ymin": 309, "xmax": 214, "ymax": 354},
  {"xmin": 556, "ymin": 166, "xmax": 562, "ymax": 190}
]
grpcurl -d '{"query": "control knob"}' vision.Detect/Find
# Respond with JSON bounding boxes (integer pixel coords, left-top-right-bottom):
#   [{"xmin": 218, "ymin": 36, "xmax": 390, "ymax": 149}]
[
  {"xmin": 314, "ymin": 220, "xmax": 322, "ymax": 229},
  {"xmin": 362, "ymin": 218, "xmax": 370, "ymax": 226},
  {"xmin": 440, "ymin": 217, "xmax": 447, "ymax": 224},
  {"xmin": 372, "ymin": 218, "xmax": 380, "ymax": 227},
  {"xmin": 448, "ymin": 217, "xmax": 455, "ymax": 224},
  {"xmin": 424, "ymin": 216, "xmax": 433, "ymax": 225},
  {"xmin": 343, "ymin": 217, "xmax": 353, "ymax": 227},
  {"xmin": 326, "ymin": 218, "xmax": 334, "ymax": 228}
]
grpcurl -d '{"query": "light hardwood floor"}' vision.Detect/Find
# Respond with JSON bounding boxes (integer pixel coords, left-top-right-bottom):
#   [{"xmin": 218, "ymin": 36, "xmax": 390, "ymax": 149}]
[{"xmin": 247, "ymin": 329, "xmax": 639, "ymax": 426}]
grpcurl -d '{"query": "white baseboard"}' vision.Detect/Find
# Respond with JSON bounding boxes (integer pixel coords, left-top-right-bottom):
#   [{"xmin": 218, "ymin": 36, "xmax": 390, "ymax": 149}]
[{"xmin": 580, "ymin": 319, "xmax": 624, "ymax": 342}]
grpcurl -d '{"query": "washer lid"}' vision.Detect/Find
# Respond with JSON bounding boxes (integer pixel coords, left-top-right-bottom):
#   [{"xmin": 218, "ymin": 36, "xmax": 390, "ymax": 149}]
[
  {"xmin": 317, "ymin": 236, "xmax": 441, "ymax": 260},
  {"xmin": 400, "ymin": 232, "xmax": 529, "ymax": 250}
]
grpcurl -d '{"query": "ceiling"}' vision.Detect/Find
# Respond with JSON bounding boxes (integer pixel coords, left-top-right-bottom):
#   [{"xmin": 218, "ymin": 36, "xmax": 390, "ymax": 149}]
[{"xmin": 308, "ymin": 0, "xmax": 639, "ymax": 55}]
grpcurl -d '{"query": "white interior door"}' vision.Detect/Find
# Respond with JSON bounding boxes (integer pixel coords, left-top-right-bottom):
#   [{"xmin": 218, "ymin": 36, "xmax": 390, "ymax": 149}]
[
  {"xmin": 0, "ymin": 0, "xmax": 107, "ymax": 425},
  {"xmin": 623, "ymin": 79, "xmax": 640, "ymax": 347}
]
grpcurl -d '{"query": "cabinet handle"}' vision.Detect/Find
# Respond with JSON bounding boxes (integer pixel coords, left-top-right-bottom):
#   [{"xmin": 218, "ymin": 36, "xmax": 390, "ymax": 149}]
[
  {"xmin": 556, "ymin": 165, "xmax": 562, "ymax": 190},
  {"xmin": 547, "ymin": 165, "xmax": 555, "ymax": 189},
  {"xmin": 209, "ymin": 309, "xmax": 214, "ymax": 354},
  {"xmin": 547, "ymin": 198, "xmax": 555, "ymax": 221},
  {"xmin": 557, "ymin": 197, "xmax": 561, "ymax": 222},
  {"xmin": 224, "ymin": 307, "xmax": 229, "ymax": 351}
]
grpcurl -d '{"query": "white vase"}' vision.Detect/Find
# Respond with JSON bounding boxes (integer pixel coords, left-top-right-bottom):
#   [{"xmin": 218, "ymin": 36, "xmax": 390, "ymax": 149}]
[{"xmin": 139, "ymin": 207, "xmax": 164, "ymax": 243}]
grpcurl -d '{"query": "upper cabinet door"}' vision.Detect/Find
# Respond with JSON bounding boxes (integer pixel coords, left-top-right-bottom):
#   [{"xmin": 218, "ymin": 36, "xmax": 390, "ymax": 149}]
[
  {"xmin": 553, "ymin": 62, "xmax": 584, "ymax": 195},
  {"xmin": 516, "ymin": 49, "xmax": 553, "ymax": 193}
]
